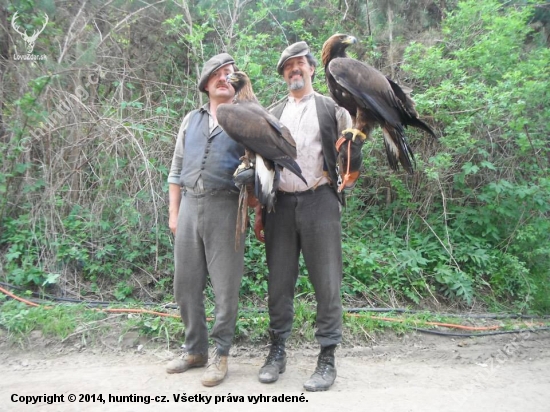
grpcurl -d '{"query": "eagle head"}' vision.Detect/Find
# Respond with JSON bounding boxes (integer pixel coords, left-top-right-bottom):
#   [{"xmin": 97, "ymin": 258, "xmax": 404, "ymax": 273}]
[
  {"xmin": 226, "ymin": 71, "xmax": 257, "ymax": 102},
  {"xmin": 322, "ymin": 34, "xmax": 357, "ymax": 66},
  {"xmin": 226, "ymin": 71, "xmax": 249, "ymax": 94}
]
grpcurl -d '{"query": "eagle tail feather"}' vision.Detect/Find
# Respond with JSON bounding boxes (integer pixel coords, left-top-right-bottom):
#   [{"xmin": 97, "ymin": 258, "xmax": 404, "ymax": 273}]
[
  {"xmin": 406, "ymin": 117, "xmax": 437, "ymax": 139},
  {"xmin": 273, "ymin": 156, "xmax": 307, "ymax": 185},
  {"xmin": 382, "ymin": 127, "xmax": 415, "ymax": 175},
  {"xmin": 255, "ymin": 154, "xmax": 277, "ymax": 212}
]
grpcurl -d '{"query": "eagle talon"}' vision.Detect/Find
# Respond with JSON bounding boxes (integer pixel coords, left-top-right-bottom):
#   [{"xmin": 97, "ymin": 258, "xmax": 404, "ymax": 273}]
[{"xmin": 341, "ymin": 128, "xmax": 367, "ymax": 142}]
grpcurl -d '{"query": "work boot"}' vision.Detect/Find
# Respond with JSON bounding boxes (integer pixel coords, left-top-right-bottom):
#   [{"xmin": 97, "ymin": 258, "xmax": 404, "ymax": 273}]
[
  {"xmin": 201, "ymin": 348, "xmax": 228, "ymax": 387},
  {"xmin": 258, "ymin": 331, "xmax": 287, "ymax": 383},
  {"xmin": 303, "ymin": 344, "xmax": 337, "ymax": 392},
  {"xmin": 166, "ymin": 351, "xmax": 207, "ymax": 374}
]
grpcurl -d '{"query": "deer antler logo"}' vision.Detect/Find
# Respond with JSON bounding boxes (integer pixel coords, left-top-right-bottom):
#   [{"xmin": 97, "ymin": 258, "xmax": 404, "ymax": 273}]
[{"xmin": 11, "ymin": 11, "xmax": 49, "ymax": 54}]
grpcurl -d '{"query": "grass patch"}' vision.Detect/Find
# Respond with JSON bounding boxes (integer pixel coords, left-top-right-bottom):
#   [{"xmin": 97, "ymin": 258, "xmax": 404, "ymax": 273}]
[
  {"xmin": 2, "ymin": 296, "xmax": 549, "ymax": 350},
  {"xmin": 0, "ymin": 300, "xmax": 107, "ymax": 342}
]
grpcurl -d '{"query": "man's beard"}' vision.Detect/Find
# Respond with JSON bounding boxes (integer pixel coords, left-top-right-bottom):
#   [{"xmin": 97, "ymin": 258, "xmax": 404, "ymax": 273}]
[
  {"xmin": 288, "ymin": 70, "xmax": 305, "ymax": 90},
  {"xmin": 289, "ymin": 78, "xmax": 305, "ymax": 90}
]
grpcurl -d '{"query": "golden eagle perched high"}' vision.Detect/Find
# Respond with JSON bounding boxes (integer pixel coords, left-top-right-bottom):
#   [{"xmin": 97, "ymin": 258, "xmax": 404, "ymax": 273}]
[{"xmin": 322, "ymin": 34, "xmax": 437, "ymax": 174}]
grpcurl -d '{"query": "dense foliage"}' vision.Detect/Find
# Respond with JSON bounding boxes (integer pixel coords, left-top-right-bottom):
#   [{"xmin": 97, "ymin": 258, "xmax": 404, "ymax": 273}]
[{"xmin": 1, "ymin": 0, "xmax": 548, "ymax": 313}]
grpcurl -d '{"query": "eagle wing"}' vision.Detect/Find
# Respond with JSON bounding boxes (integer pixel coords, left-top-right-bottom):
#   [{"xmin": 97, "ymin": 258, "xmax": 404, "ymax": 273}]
[
  {"xmin": 328, "ymin": 58, "xmax": 402, "ymax": 127},
  {"xmin": 217, "ymin": 102, "xmax": 305, "ymax": 181},
  {"xmin": 328, "ymin": 57, "xmax": 440, "ymax": 173},
  {"xmin": 329, "ymin": 58, "xmax": 437, "ymax": 138}
]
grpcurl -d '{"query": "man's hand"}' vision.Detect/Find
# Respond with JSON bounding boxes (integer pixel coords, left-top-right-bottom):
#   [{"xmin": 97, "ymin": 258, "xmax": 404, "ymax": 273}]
[
  {"xmin": 169, "ymin": 210, "xmax": 178, "ymax": 235},
  {"xmin": 246, "ymin": 183, "xmax": 259, "ymax": 208},
  {"xmin": 253, "ymin": 205, "xmax": 265, "ymax": 243},
  {"xmin": 168, "ymin": 183, "xmax": 182, "ymax": 235}
]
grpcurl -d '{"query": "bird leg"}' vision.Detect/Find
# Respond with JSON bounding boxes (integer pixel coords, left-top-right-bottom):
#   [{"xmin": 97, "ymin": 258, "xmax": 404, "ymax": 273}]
[
  {"xmin": 234, "ymin": 153, "xmax": 253, "ymax": 174},
  {"xmin": 341, "ymin": 128, "xmax": 367, "ymax": 142}
]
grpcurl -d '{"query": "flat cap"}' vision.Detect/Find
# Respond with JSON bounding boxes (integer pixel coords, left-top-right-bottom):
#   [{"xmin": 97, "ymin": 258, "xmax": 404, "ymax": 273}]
[
  {"xmin": 198, "ymin": 53, "xmax": 235, "ymax": 93},
  {"xmin": 276, "ymin": 41, "xmax": 310, "ymax": 75}
]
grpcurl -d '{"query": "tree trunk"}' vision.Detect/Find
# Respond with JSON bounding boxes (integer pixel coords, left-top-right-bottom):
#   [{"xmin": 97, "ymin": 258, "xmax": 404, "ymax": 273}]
[
  {"xmin": 366, "ymin": 0, "xmax": 372, "ymax": 37},
  {"xmin": 387, "ymin": 3, "xmax": 395, "ymax": 78},
  {"xmin": 0, "ymin": 5, "xmax": 9, "ymax": 142}
]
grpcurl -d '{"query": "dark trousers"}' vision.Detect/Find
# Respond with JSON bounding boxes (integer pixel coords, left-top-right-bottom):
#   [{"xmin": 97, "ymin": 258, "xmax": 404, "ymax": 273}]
[
  {"xmin": 173, "ymin": 190, "xmax": 244, "ymax": 356},
  {"xmin": 264, "ymin": 185, "xmax": 343, "ymax": 347}
]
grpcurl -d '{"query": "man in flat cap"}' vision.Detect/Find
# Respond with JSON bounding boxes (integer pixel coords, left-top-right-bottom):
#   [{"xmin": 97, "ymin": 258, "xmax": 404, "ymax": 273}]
[
  {"xmin": 166, "ymin": 53, "xmax": 245, "ymax": 387},
  {"xmin": 253, "ymin": 42, "xmax": 352, "ymax": 391}
]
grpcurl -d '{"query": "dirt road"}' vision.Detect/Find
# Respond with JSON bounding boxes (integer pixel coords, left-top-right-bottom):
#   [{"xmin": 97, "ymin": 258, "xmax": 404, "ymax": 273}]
[{"xmin": 1, "ymin": 330, "xmax": 549, "ymax": 412}]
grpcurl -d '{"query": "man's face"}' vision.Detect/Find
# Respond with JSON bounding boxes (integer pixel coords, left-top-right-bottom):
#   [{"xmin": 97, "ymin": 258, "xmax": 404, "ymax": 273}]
[
  {"xmin": 282, "ymin": 56, "xmax": 314, "ymax": 91},
  {"xmin": 205, "ymin": 63, "xmax": 235, "ymax": 100}
]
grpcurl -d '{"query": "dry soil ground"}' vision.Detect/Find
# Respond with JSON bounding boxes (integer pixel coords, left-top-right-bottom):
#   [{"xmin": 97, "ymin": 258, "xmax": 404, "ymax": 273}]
[{"xmin": 1, "ymin": 330, "xmax": 549, "ymax": 412}]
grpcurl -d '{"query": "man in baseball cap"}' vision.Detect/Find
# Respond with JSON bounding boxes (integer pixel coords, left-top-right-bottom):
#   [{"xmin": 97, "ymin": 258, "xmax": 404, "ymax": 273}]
[{"xmin": 166, "ymin": 53, "xmax": 246, "ymax": 387}]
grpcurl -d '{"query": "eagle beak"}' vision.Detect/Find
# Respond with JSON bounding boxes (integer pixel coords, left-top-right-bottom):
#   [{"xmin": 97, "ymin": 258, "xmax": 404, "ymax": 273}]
[{"xmin": 344, "ymin": 35, "xmax": 357, "ymax": 45}]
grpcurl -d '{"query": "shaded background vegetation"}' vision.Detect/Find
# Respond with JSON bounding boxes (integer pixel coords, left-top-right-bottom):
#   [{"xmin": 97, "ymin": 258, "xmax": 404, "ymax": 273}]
[{"xmin": 1, "ymin": 0, "xmax": 548, "ymax": 313}]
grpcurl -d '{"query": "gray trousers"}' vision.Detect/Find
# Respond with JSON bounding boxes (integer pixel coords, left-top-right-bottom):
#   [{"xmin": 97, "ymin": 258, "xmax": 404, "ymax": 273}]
[
  {"xmin": 173, "ymin": 189, "xmax": 244, "ymax": 356},
  {"xmin": 264, "ymin": 184, "xmax": 343, "ymax": 347}
]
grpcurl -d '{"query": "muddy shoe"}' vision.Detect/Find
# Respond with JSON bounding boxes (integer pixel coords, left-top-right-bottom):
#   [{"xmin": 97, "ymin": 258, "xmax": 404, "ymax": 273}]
[
  {"xmin": 166, "ymin": 352, "xmax": 207, "ymax": 374},
  {"xmin": 258, "ymin": 331, "xmax": 287, "ymax": 383},
  {"xmin": 303, "ymin": 345, "xmax": 337, "ymax": 392},
  {"xmin": 201, "ymin": 348, "xmax": 228, "ymax": 387}
]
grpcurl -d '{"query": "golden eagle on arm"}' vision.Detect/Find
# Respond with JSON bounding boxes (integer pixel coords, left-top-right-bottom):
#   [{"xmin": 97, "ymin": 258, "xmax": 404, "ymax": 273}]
[
  {"xmin": 217, "ymin": 71, "xmax": 306, "ymax": 213},
  {"xmin": 322, "ymin": 34, "xmax": 437, "ymax": 174}
]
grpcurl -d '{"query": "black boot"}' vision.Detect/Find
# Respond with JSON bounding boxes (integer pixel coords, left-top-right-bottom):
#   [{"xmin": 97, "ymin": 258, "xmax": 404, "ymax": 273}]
[
  {"xmin": 303, "ymin": 344, "xmax": 337, "ymax": 392},
  {"xmin": 258, "ymin": 330, "xmax": 287, "ymax": 383}
]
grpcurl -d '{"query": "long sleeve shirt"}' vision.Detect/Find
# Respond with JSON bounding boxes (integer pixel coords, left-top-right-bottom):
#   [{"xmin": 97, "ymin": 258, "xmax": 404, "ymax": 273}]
[{"xmin": 278, "ymin": 92, "xmax": 351, "ymax": 193}]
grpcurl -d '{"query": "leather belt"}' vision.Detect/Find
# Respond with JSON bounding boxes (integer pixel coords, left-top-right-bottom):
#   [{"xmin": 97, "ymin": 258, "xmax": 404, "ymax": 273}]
[{"xmin": 277, "ymin": 184, "xmax": 331, "ymax": 195}]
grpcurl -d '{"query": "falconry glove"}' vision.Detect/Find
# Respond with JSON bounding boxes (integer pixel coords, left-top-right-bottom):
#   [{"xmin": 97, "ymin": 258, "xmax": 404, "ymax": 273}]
[{"xmin": 336, "ymin": 130, "xmax": 365, "ymax": 191}]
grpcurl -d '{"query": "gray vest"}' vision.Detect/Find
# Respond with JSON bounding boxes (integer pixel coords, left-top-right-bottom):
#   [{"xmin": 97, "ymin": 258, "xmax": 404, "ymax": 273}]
[
  {"xmin": 179, "ymin": 109, "xmax": 244, "ymax": 192},
  {"xmin": 271, "ymin": 95, "xmax": 343, "ymax": 204}
]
